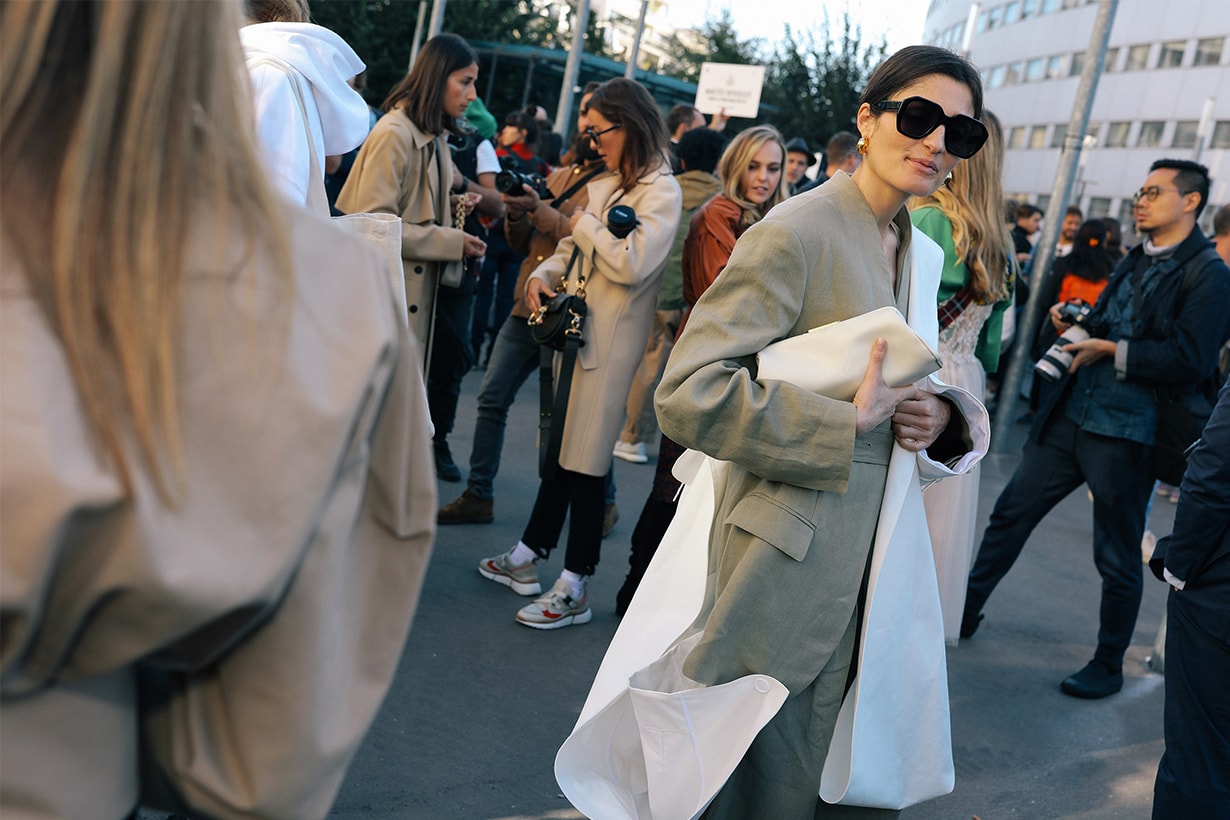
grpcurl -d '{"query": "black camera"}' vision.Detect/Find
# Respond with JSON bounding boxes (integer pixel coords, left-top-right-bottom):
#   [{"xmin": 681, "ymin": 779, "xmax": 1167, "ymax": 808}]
[
  {"xmin": 495, "ymin": 156, "xmax": 551, "ymax": 199},
  {"xmin": 607, "ymin": 204, "xmax": 637, "ymax": 239},
  {"xmin": 1056, "ymin": 300, "xmax": 1093, "ymax": 325}
]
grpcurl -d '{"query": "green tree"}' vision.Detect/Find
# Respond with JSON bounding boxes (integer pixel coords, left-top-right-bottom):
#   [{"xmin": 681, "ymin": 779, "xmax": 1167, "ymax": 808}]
[{"xmin": 663, "ymin": 9, "xmax": 764, "ymax": 86}]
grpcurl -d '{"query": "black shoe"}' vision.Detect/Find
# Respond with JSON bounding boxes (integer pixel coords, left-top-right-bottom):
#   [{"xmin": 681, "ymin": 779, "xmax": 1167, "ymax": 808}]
[
  {"xmin": 1061, "ymin": 660, "xmax": 1123, "ymax": 699},
  {"xmin": 959, "ymin": 611, "xmax": 984, "ymax": 640},
  {"xmin": 433, "ymin": 443, "xmax": 462, "ymax": 483}
]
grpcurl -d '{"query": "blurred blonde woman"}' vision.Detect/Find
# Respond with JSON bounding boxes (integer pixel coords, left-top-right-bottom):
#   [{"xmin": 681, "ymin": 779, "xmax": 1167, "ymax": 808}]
[
  {"xmin": 616, "ymin": 124, "xmax": 788, "ymax": 614},
  {"xmin": 0, "ymin": 1, "xmax": 434, "ymax": 816},
  {"xmin": 909, "ymin": 109, "xmax": 1015, "ymax": 644}
]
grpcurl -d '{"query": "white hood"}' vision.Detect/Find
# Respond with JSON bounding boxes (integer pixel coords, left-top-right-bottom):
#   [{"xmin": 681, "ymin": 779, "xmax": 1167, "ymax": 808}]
[{"xmin": 240, "ymin": 22, "xmax": 370, "ymax": 156}]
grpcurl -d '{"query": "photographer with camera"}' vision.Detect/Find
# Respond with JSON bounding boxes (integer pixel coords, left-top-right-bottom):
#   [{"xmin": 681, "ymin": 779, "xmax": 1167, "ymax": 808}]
[
  {"xmin": 438, "ymin": 84, "xmax": 610, "ymax": 527},
  {"xmin": 962, "ymin": 159, "xmax": 1230, "ymax": 700},
  {"xmin": 476, "ymin": 78, "xmax": 682, "ymax": 630},
  {"xmin": 470, "ymin": 111, "xmax": 553, "ymax": 365}
]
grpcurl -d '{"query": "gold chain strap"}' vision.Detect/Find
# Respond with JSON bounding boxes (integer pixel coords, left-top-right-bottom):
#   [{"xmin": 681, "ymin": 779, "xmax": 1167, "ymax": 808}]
[{"xmin": 454, "ymin": 192, "xmax": 467, "ymax": 230}]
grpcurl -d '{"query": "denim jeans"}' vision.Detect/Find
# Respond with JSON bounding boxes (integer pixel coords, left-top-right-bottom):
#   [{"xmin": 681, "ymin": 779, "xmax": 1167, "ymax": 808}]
[
  {"xmin": 471, "ymin": 230, "xmax": 524, "ymax": 362},
  {"xmin": 465, "ymin": 316, "xmax": 541, "ymax": 499}
]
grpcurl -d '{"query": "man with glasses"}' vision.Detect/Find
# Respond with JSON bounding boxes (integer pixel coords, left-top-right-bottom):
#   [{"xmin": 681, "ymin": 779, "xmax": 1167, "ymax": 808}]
[{"xmin": 961, "ymin": 159, "xmax": 1230, "ymax": 699}]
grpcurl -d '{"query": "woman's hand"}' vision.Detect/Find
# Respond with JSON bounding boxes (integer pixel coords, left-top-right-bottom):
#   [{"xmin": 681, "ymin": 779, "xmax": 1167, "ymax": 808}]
[
  {"xmin": 1048, "ymin": 301, "xmax": 1072, "ymax": 334},
  {"xmin": 569, "ymin": 206, "xmax": 590, "ymax": 233},
  {"xmin": 851, "ymin": 338, "xmax": 917, "ymax": 435},
  {"xmin": 450, "ymin": 192, "xmax": 483, "ymax": 216},
  {"xmin": 891, "ymin": 389, "xmax": 952, "ymax": 452},
  {"xmin": 463, "ymin": 233, "xmax": 487, "ymax": 258},
  {"xmin": 525, "ymin": 277, "xmax": 556, "ymax": 314}
]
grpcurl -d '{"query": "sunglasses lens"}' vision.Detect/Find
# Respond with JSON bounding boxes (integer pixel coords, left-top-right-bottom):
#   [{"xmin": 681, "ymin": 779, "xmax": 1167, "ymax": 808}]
[
  {"xmin": 894, "ymin": 97, "xmax": 988, "ymax": 159},
  {"xmin": 896, "ymin": 98, "xmax": 941, "ymax": 141}
]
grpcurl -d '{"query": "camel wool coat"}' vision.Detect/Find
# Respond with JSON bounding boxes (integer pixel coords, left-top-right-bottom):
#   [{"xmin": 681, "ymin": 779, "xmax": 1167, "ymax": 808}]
[
  {"xmin": 0, "ymin": 206, "xmax": 436, "ymax": 819},
  {"xmin": 337, "ymin": 109, "xmax": 466, "ymax": 366},
  {"xmin": 527, "ymin": 162, "xmax": 681, "ymax": 476}
]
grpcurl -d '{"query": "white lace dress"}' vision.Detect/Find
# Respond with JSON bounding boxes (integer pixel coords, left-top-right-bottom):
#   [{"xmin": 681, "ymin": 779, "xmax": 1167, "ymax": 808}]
[{"xmin": 924, "ymin": 301, "xmax": 994, "ymax": 645}]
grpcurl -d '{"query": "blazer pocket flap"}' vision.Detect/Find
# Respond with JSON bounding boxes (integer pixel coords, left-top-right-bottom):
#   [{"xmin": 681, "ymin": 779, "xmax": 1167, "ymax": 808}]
[{"xmin": 726, "ymin": 493, "xmax": 815, "ymax": 562}]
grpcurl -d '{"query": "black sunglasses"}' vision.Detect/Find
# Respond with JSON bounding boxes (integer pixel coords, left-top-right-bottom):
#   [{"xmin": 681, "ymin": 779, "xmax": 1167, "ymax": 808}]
[{"xmin": 873, "ymin": 96, "xmax": 988, "ymax": 159}]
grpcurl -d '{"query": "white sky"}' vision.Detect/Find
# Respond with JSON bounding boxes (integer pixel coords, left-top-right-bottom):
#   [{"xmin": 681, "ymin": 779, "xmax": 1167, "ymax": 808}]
[{"xmin": 663, "ymin": 0, "xmax": 929, "ymax": 54}]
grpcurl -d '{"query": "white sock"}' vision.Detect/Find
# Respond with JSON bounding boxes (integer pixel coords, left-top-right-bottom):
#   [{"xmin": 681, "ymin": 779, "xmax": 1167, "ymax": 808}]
[
  {"xmin": 509, "ymin": 541, "xmax": 537, "ymax": 565},
  {"xmin": 560, "ymin": 569, "xmax": 587, "ymax": 598}
]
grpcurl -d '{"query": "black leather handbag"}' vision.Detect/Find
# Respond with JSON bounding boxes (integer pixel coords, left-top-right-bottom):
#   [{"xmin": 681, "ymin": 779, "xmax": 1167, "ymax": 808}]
[{"xmin": 528, "ymin": 247, "xmax": 586, "ymax": 350}]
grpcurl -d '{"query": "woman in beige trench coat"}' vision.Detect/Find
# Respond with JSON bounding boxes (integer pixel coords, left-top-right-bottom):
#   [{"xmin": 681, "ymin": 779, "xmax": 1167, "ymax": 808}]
[
  {"xmin": 0, "ymin": 2, "xmax": 435, "ymax": 817},
  {"xmin": 477, "ymin": 79, "xmax": 682, "ymax": 630}
]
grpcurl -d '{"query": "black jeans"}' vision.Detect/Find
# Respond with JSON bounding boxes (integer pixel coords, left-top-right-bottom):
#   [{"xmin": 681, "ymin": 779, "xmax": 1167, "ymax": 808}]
[
  {"xmin": 427, "ymin": 286, "xmax": 475, "ymax": 445},
  {"xmin": 964, "ymin": 414, "xmax": 1154, "ymax": 668},
  {"xmin": 521, "ymin": 466, "xmax": 605, "ymax": 576}
]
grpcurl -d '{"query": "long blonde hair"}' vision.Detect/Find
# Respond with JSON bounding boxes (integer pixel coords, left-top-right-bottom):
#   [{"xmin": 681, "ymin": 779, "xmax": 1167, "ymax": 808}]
[
  {"xmin": 716, "ymin": 125, "xmax": 789, "ymax": 231},
  {"xmin": 910, "ymin": 110, "xmax": 1014, "ymax": 303},
  {"xmin": 0, "ymin": 0, "xmax": 290, "ymax": 500}
]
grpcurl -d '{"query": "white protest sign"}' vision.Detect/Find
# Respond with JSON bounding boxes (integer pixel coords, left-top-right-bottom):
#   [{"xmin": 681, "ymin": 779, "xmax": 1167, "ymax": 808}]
[{"xmin": 694, "ymin": 62, "xmax": 767, "ymax": 119}]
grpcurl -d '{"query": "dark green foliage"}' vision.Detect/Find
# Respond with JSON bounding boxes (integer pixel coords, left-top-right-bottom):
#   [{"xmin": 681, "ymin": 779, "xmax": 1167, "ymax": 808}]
[{"xmin": 307, "ymin": 2, "xmax": 885, "ymax": 148}]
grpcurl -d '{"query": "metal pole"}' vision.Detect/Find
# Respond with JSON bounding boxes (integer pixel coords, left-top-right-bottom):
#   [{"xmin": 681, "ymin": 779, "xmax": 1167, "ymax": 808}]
[
  {"xmin": 624, "ymin": 0, "xmax": 649, "ymax": 79},
  {"xmin": 428, "ymin": 0, "xmax": 446, "ymax": 38},
  {"xmin": 554, "ymin": 0, "xmax": 591, "ymax": 137},
  {"xmin": 408, "ymin": 0, "xmax": 428, "ymax": 70},
  {"xmin": 991, "ymin": 0, "xmax": 1118, "ymax": 453}
]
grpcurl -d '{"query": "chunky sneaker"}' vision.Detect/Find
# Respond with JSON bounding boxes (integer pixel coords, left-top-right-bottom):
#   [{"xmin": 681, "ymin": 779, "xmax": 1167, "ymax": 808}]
[
  {"xmin": 478, "ymin": 551, "xmax": 541, "ymax": 596},
  {"xmin": 516, "ymin": 579, "xmax": 592, "ymax": 630},
  {"xmin": 613, "ymin": 441, "xmax": 648, "ymax": 464}
]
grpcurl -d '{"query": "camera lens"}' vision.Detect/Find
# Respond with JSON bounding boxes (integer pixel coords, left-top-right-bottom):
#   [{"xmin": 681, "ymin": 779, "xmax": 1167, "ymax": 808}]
[{"xmin": 607, "ymin": 204, "xmax": 637, "ymax": 238}]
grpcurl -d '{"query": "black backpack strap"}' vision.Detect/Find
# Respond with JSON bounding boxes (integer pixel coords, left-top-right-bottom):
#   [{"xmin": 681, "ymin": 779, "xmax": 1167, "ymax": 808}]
[{"xmin": 550, "ymin": 166, "xmax": 605, "ymax": 210}]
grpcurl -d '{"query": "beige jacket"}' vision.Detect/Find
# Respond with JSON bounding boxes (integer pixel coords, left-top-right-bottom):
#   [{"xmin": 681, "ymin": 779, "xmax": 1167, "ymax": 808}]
[
  {"xmin": 0, "ymin": 206, "xmax": 436, "ymax": 818},
  {"xmin": 336, "ymin": 109, "xmax": 466, "ymax": 366},
  {"xmin": 528, "ymin": 163, "xmax": 682, "ymax": 475}
]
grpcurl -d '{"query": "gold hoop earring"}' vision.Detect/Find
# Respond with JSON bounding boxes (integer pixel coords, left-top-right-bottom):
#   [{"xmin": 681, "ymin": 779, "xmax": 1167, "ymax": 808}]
[{"xmin": 856, "ymin": 136, "xmax": 868, "ymax": 155}]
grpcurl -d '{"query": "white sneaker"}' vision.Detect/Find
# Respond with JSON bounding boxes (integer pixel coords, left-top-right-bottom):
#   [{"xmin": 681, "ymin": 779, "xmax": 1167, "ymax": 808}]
[
  {"xmin": 515, "ymin": 579, "xmax": 592, "ymax": 630},
  {"xmin": 613, "ymin": 440, "xmax": 648, "ymax": 463}
]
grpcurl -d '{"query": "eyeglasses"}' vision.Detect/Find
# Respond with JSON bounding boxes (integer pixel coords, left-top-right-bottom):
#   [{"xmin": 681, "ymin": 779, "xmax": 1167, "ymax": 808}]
[
  {"xmin": 584, "ymin": 123, "xmax": 622, "ymax": 144},
  {"xmin": 1132, "ymin": 185, "xmax": 1188, "ymax": 204},
  {"xmin": 873, "ymin": 97, "xmax": 989, "ymax": 159}
]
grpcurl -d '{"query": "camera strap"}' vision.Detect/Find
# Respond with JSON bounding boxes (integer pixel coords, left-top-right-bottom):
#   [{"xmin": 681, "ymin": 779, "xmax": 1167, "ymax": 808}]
[
  {"xmin": 549, "ymin": 166, "xmax": 606, "ymax": 210},
  {"xmin": 538, "ymin": 247, "xmax": 585, "ymax": 480}
]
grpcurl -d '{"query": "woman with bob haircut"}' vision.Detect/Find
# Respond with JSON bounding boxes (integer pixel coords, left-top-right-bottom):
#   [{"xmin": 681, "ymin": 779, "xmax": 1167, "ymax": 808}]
[
  {"xmin": 647, "ymin": 44, "xmax": 992, "ymax": 817},
  {"xmin": 338, "ymin": 32, "xmax": 489, "ymax": 481},
  {"xmin": 477, "ymin": 78, "xmax": 682, "ymax": 631},
  {"xmin": 0, "ymin": 0, "xmax": 434, "ymax": 817}
]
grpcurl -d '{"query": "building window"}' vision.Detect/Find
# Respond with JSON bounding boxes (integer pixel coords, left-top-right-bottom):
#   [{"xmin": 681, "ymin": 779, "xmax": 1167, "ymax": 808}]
[
  {"xmin": 1124, "ymin": 44, "xmax": 1150, "ymax": 71},
  {"xmin": 989, "ymin": 64, "xmax": 1007, "ymax": 88},
  {"xmin": 1070, "ymin": 51, "xmax": 1085, "ymax": 76},
  {"xmin": 1104, "ymin": 121, "xmax": 1130, "ymax": 147},
  {"xmin": 1037, "ymin": 194, "xmax": 1052, "ymax": 213},
  {"xmin": 1046, "ymin": 54, "xmax": 1065, "ymax": 79},
  {"xmin": 1009, "ymin": 126, "xmax": 1026, "ymax": 149},
  {"xmin": 1041, "ymin": 0, "xmax": 1061, "ymax": 12},
  {"xmin": 1172, "ymin": 121, "xmax": 1199, "ymax": 149},
  {"xmin": 1088, "ymin": 197, "xmax": 1111, "ymax": 218},
  {"xmin": 1030, "ymin": 126, "xmax": 1049, "ymax": 149},
  {"xmin": 1194, "ymin": 37, "xmax": 1224, "ymax": 67},
  {"xmin": 1051, "ymin": 124, "xmax": 1068, "ymax": 148},
  {"xmin": 1021, "ymin": 0, "xmax": 1038, "ymax": 18},
  {"xmin": 1158, "ymin": 40, "xmax": 1186, "ymax": 68},
  {"xmin": 1025, "ymin": 57, "xmax": 1045, "ymax": 82},
  {"xmin": 1101, "ymin": 47, "xmax": 1119, "ymax": 72},
  {"xmin": 1084, "ymin": 122, "xmax": 1101, "ymax": 143},
  {"xmin": 976, "ymin": 9, "xmax": 990, "ymax": 33},
  {"xmin": 1210, "ymin": 121, "xmax": 1230, "ymax": 149},
  {"xmin": 1004, "ymin": 2, "xmax": 1021, "ymax": 24},
  {"xmin": 1138, "ymin": 121, "xmax": 1166, "ymax": 147},
  {"xmin": 988, "ymin": 5, "xmax": 1002, "ymax": 29},
  {"xmin": 1005, "ymin": 61, "xmax": 1023, "ymax": 85}
]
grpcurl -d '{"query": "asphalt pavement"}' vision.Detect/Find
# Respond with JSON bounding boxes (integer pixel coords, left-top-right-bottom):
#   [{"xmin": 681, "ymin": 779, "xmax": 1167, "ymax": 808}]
[{"xmin": 329, "ymin": 365, "xmax": 1176, "ymax": 820}]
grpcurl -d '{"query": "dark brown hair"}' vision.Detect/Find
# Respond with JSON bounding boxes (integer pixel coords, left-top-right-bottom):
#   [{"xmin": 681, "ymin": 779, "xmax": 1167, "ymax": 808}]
[
  {"xmin": 859, "ymin": 45, "xmax": 983, "ymax": 119},
  {"xmin": 586, "ymin": 78, "xmax": 669, "ymax": 192},
  {"xmin": 382, "ymin": 33, "xmax": 477, "ymax": 135}
]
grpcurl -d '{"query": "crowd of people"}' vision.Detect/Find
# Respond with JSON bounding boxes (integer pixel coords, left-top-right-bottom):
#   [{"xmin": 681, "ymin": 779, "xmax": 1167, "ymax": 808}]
[{"xmin": 3, "ymin": 0, "xmax": 1229, "ymax": 817}]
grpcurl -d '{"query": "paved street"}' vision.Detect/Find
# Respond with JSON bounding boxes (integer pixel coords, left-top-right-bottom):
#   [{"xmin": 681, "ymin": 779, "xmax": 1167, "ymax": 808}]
[{"xmin": 330, "ymin": 362, "xmax": 1175, "ymax": 819}]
